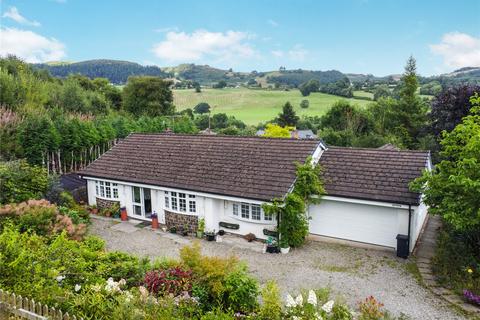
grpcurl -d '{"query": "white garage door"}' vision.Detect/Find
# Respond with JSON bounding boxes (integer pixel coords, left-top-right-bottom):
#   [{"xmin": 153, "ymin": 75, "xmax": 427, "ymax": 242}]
[{"xmin": 309, "ymin": 200, "xmax": 399, "ymax": 248}]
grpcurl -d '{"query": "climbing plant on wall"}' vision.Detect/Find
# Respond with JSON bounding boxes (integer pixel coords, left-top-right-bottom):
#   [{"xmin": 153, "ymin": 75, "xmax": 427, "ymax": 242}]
[{"xmin": 263, "ymin": 156, "xmax": 325, "ymax": 247}]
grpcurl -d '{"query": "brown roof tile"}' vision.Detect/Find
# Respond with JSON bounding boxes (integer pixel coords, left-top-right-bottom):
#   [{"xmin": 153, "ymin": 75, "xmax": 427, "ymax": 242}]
[
  {"xmin": 79, "ymin": 133, "xmax": 321, "ymax": 201},
  {"xmin": 319, "ymin": 147, "xmax": 430, "ymax": 205}
]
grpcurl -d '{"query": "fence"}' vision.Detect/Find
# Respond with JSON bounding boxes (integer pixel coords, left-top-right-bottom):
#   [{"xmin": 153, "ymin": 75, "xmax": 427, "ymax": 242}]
[{"xmin": 0, "ymin": 289, "xmax": 81, "ymax": 320}]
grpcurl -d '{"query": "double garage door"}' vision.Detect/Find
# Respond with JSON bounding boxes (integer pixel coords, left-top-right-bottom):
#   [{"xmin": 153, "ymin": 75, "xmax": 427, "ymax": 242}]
[{"xmin": 309, "ymin": 200, "xmax": 400, "ymax": 248}]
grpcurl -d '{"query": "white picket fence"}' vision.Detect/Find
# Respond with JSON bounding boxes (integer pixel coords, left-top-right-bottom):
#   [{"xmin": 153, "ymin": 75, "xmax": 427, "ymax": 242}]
[{"xmin": 0, "ymin": 289, "xmax": 81, "ymax": 320}]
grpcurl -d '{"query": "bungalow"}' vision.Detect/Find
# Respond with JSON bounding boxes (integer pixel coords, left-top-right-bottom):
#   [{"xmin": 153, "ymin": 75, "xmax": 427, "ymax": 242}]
[{"xmin": 79, "ymin": 133, "xmax": 431, "ymax": 254}]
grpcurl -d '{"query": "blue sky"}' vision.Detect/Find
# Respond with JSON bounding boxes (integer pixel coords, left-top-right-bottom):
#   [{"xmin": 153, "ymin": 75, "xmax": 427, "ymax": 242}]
[{"xmin": 1, "ymin": 0, "xmax": 479, "ymax": 76}]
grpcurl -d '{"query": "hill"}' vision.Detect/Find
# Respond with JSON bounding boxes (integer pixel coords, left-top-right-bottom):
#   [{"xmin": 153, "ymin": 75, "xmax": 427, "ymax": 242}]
[{"xmin": 33, "ymin": 59, "xmax": 170, "ymax": 84}]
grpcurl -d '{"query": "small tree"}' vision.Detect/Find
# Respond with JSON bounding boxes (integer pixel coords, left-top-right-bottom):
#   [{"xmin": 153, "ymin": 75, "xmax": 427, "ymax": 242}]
[
  {"xmin": 300, "ymin": 99, "xmax": 309, "ymax": 109},
  {"xmin": 262, "ymin": 123, "xmax": 293, "ymax": 138},
  {"xmin": 276, "ymin": 102, "xmax": 299, "ymax": 127},
  {"xmin": 213, "ymin": 80, "xmax": 227, "ymax": 89},
  {"xmin": 411, "ymin": 94, "xmax": 480, "ymax": 231},
  {"xmin": 194, "ymin": 102, "xmax": 211, "ymax": 114}
]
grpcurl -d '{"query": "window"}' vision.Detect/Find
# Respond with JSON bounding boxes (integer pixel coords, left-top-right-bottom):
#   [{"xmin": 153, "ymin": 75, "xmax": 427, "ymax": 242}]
[
  {"xmin": 171, "ymin": 192, "xmax": 178, "ymax": 210},
  {"xmin": 189, "ymin": 195, "xmax": 196, "ymax": 213},
  {"xmin": 95, "ymin": 180, "xmax": 119, "ymax": 200},
  {"xmin": 165, "ymin": 191, "xmax": 196, "ymax": 214},
  {"xmin": 179, "ymin": 193, "xmax": 186, "ymax": 212},
  {"xmin": 241, "ymin": 203, "xmax": 250, "ymax": 219},
  {"xmin": 164, "ymin": 191, "xmax": 169, "ymax": 208},
  {"xmin": 251, "ymin": 204, "xmax": 261, "ymax": 221},
  {"xmin": 232, "ymin": 202, "xmax": 273, "ymax": 223}
]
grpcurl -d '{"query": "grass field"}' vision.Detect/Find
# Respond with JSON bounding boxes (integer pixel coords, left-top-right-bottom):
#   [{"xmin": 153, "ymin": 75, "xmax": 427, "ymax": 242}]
[{"xmin": 173, "ymin": 88, "xmax": 372, "ymax": 125}]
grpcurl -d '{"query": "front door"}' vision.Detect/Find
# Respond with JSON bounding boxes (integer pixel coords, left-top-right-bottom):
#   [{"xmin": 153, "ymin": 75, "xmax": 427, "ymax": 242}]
[{"xmin": 132, "ymin": 187, "xmax": 152, "ymax": 219}]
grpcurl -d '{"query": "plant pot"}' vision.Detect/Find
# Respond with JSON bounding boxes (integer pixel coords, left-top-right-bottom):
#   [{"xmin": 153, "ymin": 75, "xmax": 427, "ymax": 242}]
[
  {"xmin": 266, "ymin": 245, "xmax": 279, "ymax": 254},
  {"xmin": 218, "ymin": 230, "xmax": 225, "ymax": 236},
  {"xmin": 206, "ymin": 234, "xmax": 216, "ymax": 241},
  {"xmin": 91, "ymin": 208, "xmax": 99, "ymax": 215},
  {"xmin": 280, "ymin": 246, "xmax": 290, "ymax": 254},
  {"xmin": 170, "ymin": 228, "xmax": 177, "ymax": 234},
  {"xmin": 182, "ymin": 230, "xmax": 188, "ymax": 236},
  {"xmin": 151, "ymin": 217, "xmax": 159, "ymax": 229},
  {"xmin": 120, "ymin": 207, "xmax": 128, "ymax": 221},
  {"xmin": 105, "ymin": 211, "xmax": 111, "ymax": 218},
  {"xmin": 196, "ymin": 231, "xmax": 204, "ymax": 238}
]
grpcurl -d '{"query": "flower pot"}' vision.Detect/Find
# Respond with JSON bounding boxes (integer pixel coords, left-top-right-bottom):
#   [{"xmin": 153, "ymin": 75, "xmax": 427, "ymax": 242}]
[
  {"xmin": 206, "ymin": 234, "xmax": 216, "ymax": 241},
  {"xmin": 105, "ymin": 211, "xmax": 111, "ymax": 218},
  {"xmin": 196, "ymin": 231, "xmax": 204, "ymax": 238},
  {"xmin": 91, "ymin": 208, "xmax": 99, "ymax": 215},
  {"xmin": 218, "ymin": 230, "xmax": 225, "ymax": 236},
  {"xmin": 266, "ymin": 245, "xmax": 279, "ymax": 254},
  {"xmin": 151, "ymin": 217, "xmax": 159, "ymax": 229},
  {"xmin": 280, "ymin": 246, "xmax": 290, "ymax": 254},
  {"xmin": 120, "ymin": 207, "xmax": 128, "ymax": 221}
]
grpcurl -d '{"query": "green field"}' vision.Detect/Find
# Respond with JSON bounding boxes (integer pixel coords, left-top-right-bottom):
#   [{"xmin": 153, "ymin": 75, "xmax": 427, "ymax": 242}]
[{"xmin": 173, "ymin": 88, "xmax": 372, "ymax": 125}]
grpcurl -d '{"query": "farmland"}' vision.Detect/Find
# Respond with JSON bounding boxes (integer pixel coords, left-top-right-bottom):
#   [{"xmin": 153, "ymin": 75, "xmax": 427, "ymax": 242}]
[{"xmin": 173, "ymin": 87, "xmax": 372, "ymax": 125}]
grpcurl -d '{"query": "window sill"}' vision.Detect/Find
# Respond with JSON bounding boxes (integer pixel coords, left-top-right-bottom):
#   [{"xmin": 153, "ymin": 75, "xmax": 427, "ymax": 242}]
[
  {"xmin": 164, "ymin": 208, "xmax": 198, "ymax": 216},
  {"xmin": 96, "ymin": 196, "xmax": 120, "ymax": 202},
  {"xmin": 229, "ymin": 215, "xmax": 275, "ymax": 225}
]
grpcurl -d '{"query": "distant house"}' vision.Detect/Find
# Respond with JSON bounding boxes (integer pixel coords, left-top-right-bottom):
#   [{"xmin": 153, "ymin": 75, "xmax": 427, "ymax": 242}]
[{"xmin": 79, "ymin": 134, "xmax": 430, "ymax": 254}]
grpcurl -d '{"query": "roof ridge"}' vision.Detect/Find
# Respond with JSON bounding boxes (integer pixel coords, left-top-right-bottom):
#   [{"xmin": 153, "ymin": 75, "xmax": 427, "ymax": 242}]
[
  {"xmin": 128, "ymin": 132, "xmax": 321, "ymax": 142},
  {"xmin": 327, "ymin": 146, "xmax": 430, "ymax": 153}
]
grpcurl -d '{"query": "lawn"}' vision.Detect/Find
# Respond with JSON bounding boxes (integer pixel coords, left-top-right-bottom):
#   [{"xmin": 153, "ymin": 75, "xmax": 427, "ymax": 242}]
[{"xmin": 173, "ymin": 88, "xmax": 373, "ymax": 125}]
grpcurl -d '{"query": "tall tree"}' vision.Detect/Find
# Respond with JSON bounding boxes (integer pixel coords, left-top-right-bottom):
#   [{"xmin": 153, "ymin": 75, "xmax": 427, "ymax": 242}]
[
  {"xmin": 122, "ymin": 76, "xmax": 174, "ymax": 117},
  {"xmin": 193, "ymin": 102, "xmax": 211, "ymax": 114},
  {"xmin": 276, "ymin": 102, "xmax": 299, "ymax": 127}
]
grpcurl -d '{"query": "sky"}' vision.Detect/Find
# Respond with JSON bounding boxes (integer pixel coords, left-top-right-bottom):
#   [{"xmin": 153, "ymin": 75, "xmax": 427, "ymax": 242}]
[{"xmin": 0, "ymin": 0, "xmax": 479, "ymax": 76}]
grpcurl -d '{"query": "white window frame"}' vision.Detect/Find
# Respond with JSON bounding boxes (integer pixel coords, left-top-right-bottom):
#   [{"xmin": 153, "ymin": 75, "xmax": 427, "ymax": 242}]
[
  {"xmin": 231, "ymin": 202, "xmax": 274, "ymax": 223},
  {"xmin": 95, "ymin": 180, "xmax": 119, "ymax": 200},
  {"xmin": 164, "ymin": 191, "xmax": 196, "ymax": 214}
]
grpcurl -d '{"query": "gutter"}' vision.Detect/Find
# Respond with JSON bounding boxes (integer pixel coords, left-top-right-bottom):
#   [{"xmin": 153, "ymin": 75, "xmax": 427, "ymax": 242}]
[{"xmin": 408, "ymin": 204, "xmax": 412, "ymax": 254}]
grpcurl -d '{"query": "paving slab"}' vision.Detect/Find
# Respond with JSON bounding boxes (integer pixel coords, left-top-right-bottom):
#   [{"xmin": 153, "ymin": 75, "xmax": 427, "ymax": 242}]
[{"xmin": 110, "ymin": 221, "xmax": 140, "ymax": 233}]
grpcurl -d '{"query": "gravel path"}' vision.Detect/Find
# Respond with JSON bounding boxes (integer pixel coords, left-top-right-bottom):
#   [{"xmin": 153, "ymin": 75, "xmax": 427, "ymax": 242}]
[{"xmin": 89, "ymin": 218, "xmax": 464, "ymax": 320}]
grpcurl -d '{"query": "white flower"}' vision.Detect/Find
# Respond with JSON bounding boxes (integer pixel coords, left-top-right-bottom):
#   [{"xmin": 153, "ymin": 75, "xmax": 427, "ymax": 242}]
[
  {"xmin": 307, "ymin": 290, "xmax": 317, "ymax": 306},
  {"xmin": 286, "ymin": 294, "xmax": 296, "ymax": 307},
  {"xmin": 119, "ymin": 279, "xmax": 126, "ymax": 286},
  {"xmin": 92, "ymin": 284, "xmax": 102, "ymax": 292},
  {"xmin": 321, "ymin": 300, "xmax": 335, "ymax": 313},
  {"xmin": 315, "ymin": 312, "xmax": 324, "ymax": 320},
  {"xmin": 124, "ymin": 291, "xmax": 133, "ymax": 303},
  {"xmin": 56, "ymin": 275, "xmax": 65, "ymax": 282},
  {"xmin": 292, "ymin": 317, "xmax": 300, "ymax": 320},
  {"xmin": 74, "ymin": 284, "xmax": 81, "ymax": 292},
  {"xmin": 295, "ymin": 294, "xmax": 303, "ymax": 306}
]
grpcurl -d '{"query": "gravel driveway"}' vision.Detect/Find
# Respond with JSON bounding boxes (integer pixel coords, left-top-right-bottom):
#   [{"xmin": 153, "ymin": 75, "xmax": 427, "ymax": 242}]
[{"xmin": 89, "ymin": 218, "xmax": 464, "ymax": 320}]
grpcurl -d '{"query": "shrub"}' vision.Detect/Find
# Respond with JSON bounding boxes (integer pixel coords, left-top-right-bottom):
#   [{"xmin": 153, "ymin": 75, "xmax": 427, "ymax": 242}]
[
  {"xmin": 223, "ymin": 267, "xmax": 259, "ymax": 313},
  {"xmin": 358, "ymin": 296, "xmax": 385, "ymax": 320},
  {"xmin": 144, "ymin": 267, "xmax": 193, "ymax": 297},
  {"xmin": 258, "ymin": 280, "xmax": 282, "ymax": 320}
]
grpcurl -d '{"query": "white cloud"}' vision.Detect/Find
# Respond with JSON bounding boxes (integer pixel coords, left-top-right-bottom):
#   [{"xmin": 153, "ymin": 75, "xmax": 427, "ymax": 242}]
[
  {"xmin": 0, "ymin": 27, "xmax": 66, "ymax": 63},
  {"xmin": 152, "ymin": 29, "xmax": 256, "ymax": 62},
  {"xmin": 430, "ymin": 32, "xmax": 480, "ymax": 68},
  {"xmin": 154, "ymin": 26, "xmax": 179, "ymax": 33},
  {"xmin": 267, "ymin": 19, "xmax": 279, "ymax": 27},
  {"xmin": 2, "ymin": 7, "xmax": 40, "ymax": 27},
  {"xmin": 271, "ymin": 50, "xmax": 284, "ymax": 57},
  {"xmin": 288, "ymin": 44, "xmax": 308, "ymax": 61}
]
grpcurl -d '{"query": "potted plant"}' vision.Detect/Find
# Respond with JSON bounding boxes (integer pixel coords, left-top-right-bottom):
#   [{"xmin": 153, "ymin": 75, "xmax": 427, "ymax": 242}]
[
  {"xmin": 104, "ymin": 208, "xmax": 112, "ymax": 218},
  {"xmin": 151, "ymin": 211, "xmax": 159, "ymax": 229},
  {"xmin": 244, "ymin": 233, "xmax": 256, "ymax": 242},
  {"xmin": 120, "ymin": 206, "xmax": 128, "ymax": 221},
  {"xmin": 90, "ymin": 205, "xmax": 98, "ymax": 215},
  {"xmin": 181, "ymin": 224, "xmax": 189, "ymax": 236},
  {"xmin": 205, "ymin": 229, "xmax": 216, "ymax": 241},
  {"xmin": 169, "ymin": 226, "xmax": 177, "ymax": 234},
  {"xmin": 280, "ymin": 238, "xmax": 290, "ymax": 254},
  {"xmin": 197, "ymin": 218, "xmax": 205, "ymax": 238},
  {"xmin": 111, "ymin": 203, "xmax": 121, "ymax": 219},
  {"xmin": 266, "ymin": 236, "xmax": 279, "ymax": 254}
]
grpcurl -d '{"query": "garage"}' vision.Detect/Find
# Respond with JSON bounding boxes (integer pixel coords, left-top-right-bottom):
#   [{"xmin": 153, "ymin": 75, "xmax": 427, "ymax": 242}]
[{"xmin": 309, "ymin": 199, "xmax": 408, "ymax": 248}]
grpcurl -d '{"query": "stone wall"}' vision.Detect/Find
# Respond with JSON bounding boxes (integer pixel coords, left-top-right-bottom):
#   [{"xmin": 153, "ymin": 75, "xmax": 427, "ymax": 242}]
[
  {"xmin": 96, "ymin": 197, "xmax": 120, "ymax": 211},
  {"xmin": 165, "ymin": 210, "xmax": 198, "ymax": 233}
]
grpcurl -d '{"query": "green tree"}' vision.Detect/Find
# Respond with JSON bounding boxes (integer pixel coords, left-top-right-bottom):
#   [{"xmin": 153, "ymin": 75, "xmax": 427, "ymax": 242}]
[
  {"xmin": 373, "ymin": 84, "xmax": 391, "ymax": 100},
  {"xmin": 299, "ymin": 79, "xmax": 319, "ymax": 96},
  {"xmin": 411, "ymin": 94, "xmax": 480, "ymax": 231},
  {"xmin": 276, "ymin": 102, "xmax": 299, "ymax": 127},
  {"xmin": 122, "ymin": 76, "xmax": 174, "ymax": 117},
  {"xmin": 300, "ymin": 99, "xmax": 309, "ymax": 109},
  {"xmin": 213, "ymin": 80, "xmax": 227, "ymax": 89},
  {"xmin": 193, "ymin": 102, "xmax": 211, "ymax": 114}
]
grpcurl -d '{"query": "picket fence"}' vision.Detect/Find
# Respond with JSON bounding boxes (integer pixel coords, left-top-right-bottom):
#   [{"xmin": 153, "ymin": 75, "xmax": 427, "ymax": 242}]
[{"xmin": 0, "ymin": 289, "xmax": 81, "ymax": 320}]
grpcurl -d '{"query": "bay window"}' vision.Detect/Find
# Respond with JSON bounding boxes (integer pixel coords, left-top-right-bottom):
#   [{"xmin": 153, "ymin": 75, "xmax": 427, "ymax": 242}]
[
  {"xmin": 232, "ymin": 202, "xmax": 273, "ymax": 223},
  {"xmin": 165, "ymin": 191, "xmax": 196, "ymax": 213},
  {"xmin": 95, "ymin": 180, "xmax": 119, "ymax": 200}
]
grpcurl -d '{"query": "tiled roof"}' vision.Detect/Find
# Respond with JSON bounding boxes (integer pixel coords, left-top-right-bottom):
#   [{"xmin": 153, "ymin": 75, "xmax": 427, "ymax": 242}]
[
  {"xmin": 79, "ymin": 133, "xmax": 321, "ymax": 201},
  {"xmin": 319, "ymin": 147, "xmax": 430, "ymax": 205}
]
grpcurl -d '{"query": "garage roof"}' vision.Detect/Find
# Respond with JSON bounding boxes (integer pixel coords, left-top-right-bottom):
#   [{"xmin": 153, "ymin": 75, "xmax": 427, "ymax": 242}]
[
  {"xmin": 79, "ymin": 133, "xmax": 322, "ymax": 201},
  {"xmin": 319, "ymin": 147, "xmax": 430, "ymax": 205}
]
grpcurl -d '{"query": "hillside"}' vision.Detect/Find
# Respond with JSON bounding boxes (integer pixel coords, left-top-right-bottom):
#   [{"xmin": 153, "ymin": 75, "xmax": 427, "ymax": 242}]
[
  {"xmin": 33, "ymin": 59, "xmax": 170, "ymax": 84},
  {"xmin": 265, "ymin": 69, "xmax": 345, "ymax": 86}
]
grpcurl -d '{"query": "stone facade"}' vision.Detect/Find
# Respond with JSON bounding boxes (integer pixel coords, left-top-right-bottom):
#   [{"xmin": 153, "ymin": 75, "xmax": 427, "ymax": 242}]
[
  {"xmin": 165, "ymin": 210, "xmax": 198, "ymax": 233},
  {"xmin": 96, "ymin": 197, "xmax": 120, "ymax": 210}
]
